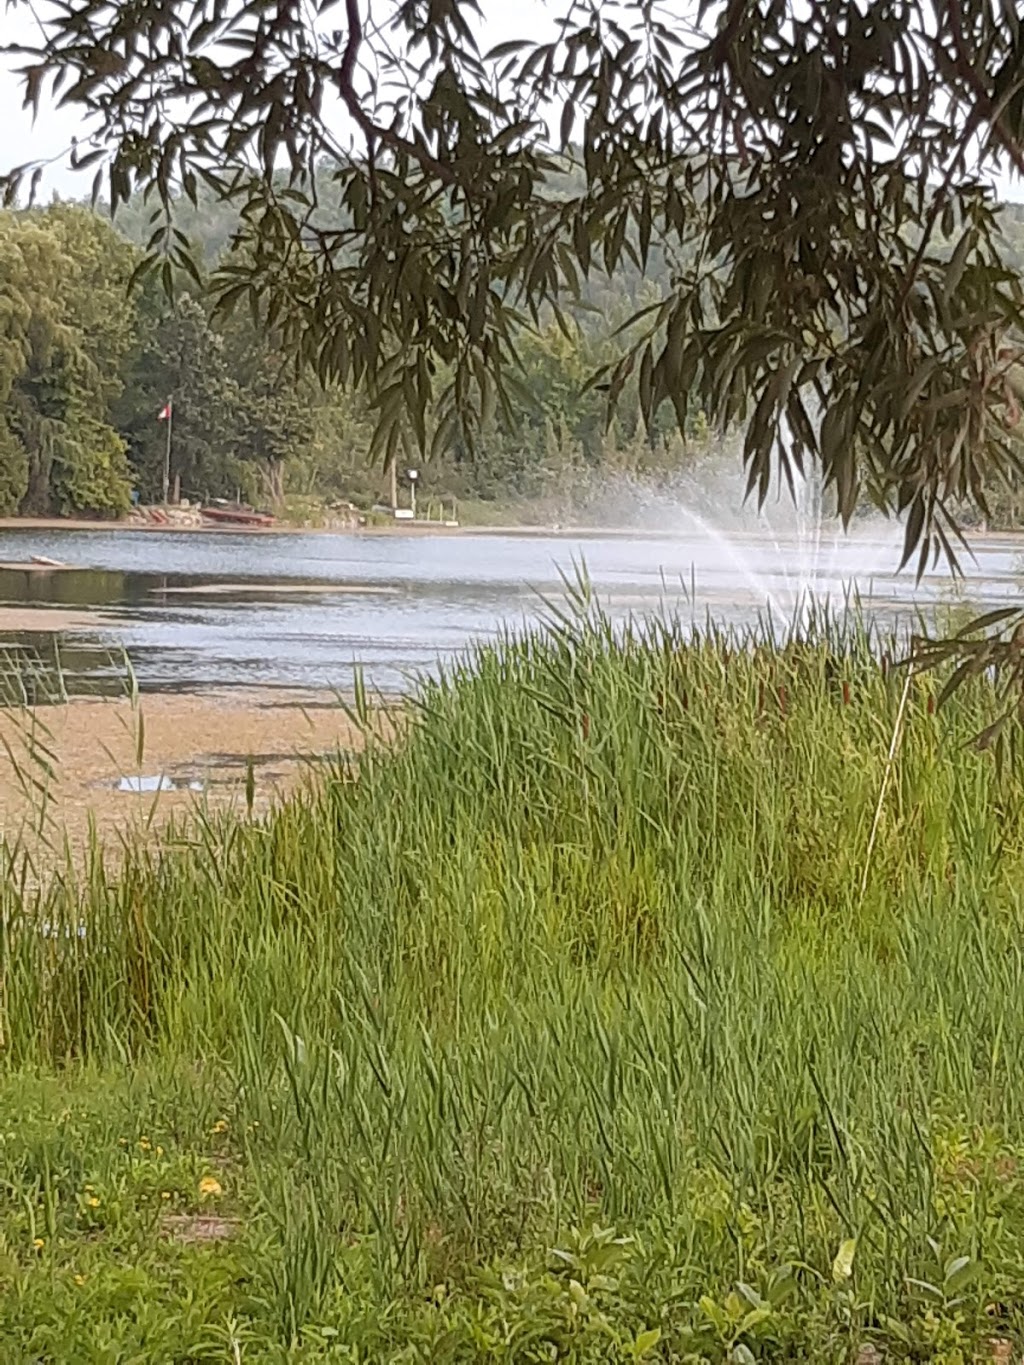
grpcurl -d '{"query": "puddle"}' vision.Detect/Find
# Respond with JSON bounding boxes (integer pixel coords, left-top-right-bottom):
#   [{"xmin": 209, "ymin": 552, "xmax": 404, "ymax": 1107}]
[
  {"xmin": 109, "ymin": 750, "xmax": 339, "ymax": 797},
  {"xmin": 117, "ymin": 774, "xmax": 204, "ymax": 793}
]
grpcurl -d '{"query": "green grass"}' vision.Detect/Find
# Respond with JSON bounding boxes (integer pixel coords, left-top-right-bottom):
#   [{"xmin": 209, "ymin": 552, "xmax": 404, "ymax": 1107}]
[{"xmin": 2, "ymin": 594, "xmax": 1024, "ymax": 1360}]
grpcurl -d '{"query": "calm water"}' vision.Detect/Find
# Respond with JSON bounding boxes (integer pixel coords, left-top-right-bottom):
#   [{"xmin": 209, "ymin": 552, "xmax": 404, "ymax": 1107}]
[{"xmin": 0, "ymin": 525, "xmax": 1019, "ymax": 695}]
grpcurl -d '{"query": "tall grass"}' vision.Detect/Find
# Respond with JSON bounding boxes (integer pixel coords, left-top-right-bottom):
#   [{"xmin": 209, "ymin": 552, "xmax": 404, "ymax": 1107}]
[{"xmin": 3, "ymin": 597, "xmax": 1024, "ymax": 1358}]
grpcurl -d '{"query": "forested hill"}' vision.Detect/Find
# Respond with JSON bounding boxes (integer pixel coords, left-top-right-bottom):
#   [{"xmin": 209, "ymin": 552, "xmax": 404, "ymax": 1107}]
[
  {"xmin": 2, "ymin": 186, "xmax": 1024, "ymax": 522},
  {"xmin": 0, "ymin": 178, "xmax": 696, "ymax": 521}
]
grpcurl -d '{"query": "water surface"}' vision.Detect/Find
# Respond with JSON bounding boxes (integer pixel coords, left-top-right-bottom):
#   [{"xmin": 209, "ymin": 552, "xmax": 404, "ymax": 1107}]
[{"xmin": 0, "ymin": 525, "xmax": 1018, "ymax": 696}]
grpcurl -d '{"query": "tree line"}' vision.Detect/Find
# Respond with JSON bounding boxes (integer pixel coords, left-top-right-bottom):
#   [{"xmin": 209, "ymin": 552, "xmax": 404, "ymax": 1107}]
[
  {"xmin": 5, "ymin": 193, "xmax": 1024, "ymax": 524},
  {"xmin": 0, "ymin": 195, "xmax": 706, "ymax": 521}
]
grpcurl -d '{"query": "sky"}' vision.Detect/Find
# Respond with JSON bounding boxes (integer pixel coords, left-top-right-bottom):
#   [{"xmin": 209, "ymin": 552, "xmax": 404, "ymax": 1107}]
[
  {"xmin": 0, "ymin": 0, "xmax": 558, "ymax": 200},
  {"xmin": 2, "ymin": 0, "xmax": 1023, "ymax": 203}
]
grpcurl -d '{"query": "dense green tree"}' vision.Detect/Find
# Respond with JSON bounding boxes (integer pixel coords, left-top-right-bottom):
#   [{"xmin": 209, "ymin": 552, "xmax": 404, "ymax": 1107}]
[
  {"xmin": 0, "ymin": 418, "xmax": 28, "ymax": 516},
  {"xmin": 118, "ymin": 296, "xmax": 250, "ymax": 503},
  {"xmin": 217, "ymin": 310, "xmax": 316, "ymax": 506},
  {"xmin": 0, "ymin": 208, "xmax": 135, "ymax": 516},
  {"xmin": 0, "ymin": 195, "xmax": 713, "ymax": 517},
  {"xmin": 50, "ymin": 414, "xmax": 132, "ymax": 517}
]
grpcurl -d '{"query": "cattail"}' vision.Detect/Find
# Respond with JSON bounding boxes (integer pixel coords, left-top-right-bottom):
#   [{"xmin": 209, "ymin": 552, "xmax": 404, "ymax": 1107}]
[
  {"xmin": 842, "ymin": 681, "xmax": 851, "ymax": 706},
  {"xmin": 881, "ymin": 653, "xmax": 890, "ymax": 680},
  {"xmin": 581, "ymin": 712, "xmax": 591, "ymax": 740},
  {"xmin": 778, "ymin": 684, "xmax": 788, "ymax": 714},
  {"xmin": 927, "ymin": 694, "xmax": 936, "ymax": 716}
]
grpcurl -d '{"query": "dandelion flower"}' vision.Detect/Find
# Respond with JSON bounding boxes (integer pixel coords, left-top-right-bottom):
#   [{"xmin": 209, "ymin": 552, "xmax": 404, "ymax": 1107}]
[
  {"xmin": 138, "ymin": 1137, "xmax": 151, "ymax": 1151},
  {"xmin": 86, "ymin": 1196, "xmax": 100, "ymax": 1209},
  {"xmin": 211, "ymin": 1119, "xmax": 228, "ymax": 1134},
  {"xmin": 155, "ymin": 1146, "xmax": 164, "ymax": 1157},
  {"xmin": 73, "ymin": 1274, "xmax": 85, "ymax": 1287},
  {"xmin": 32, "ymin": 1238, "xmax": 44, "ymax": 1250},
  {"xmin": 160, "ymin": 1191, "xmax": 171, "ymax": 1200},
  {"xmin": 198, "ymin": 1176, "xmax": 222, "ymax": 1198}
]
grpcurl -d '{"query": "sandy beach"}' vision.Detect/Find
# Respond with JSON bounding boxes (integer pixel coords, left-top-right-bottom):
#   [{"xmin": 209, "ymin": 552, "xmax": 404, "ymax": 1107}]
[{"xmin": 0, "ymin": 688, "xmax": 376, "ymax": 864}]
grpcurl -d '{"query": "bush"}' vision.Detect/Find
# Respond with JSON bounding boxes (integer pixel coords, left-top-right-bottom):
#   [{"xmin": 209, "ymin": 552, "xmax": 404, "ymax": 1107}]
[
  {"xmin": 51, "ymin": 416, "xmax": 132, "ymax": 517},
  {"xmin": 0, "ymin": 418, "xmax": 30, "ymax": 514}
]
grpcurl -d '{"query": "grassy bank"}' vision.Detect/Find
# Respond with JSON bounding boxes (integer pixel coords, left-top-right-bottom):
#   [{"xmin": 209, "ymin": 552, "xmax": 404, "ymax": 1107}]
[{"xmin": 2, "ymin": 599, "xmax": 1024, "ymax": 1360}]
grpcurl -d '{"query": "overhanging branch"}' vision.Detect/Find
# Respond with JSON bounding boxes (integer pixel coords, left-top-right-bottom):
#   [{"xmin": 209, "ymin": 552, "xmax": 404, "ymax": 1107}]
[{"xmin": 337, "ymin": 0, "xmax": 458, "ymax": 186}]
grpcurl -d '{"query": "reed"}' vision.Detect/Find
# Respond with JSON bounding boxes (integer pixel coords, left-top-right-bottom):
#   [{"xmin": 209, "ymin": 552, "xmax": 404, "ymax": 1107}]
[{"xmin": 1, "ymin": 596, "xmax": 1023, "ymax": 1359}]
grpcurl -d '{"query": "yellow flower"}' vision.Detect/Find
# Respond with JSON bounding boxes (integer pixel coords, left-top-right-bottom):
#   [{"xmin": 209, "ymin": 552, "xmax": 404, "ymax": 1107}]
[
  {"xmin": 85, "ymin": 1196, "xmax": 100, "ymax": 1209},
  {"xmin": 211, "ymin": 1119, "xmax": 228, "ymax": 1134},
  {"xmin": 32, "ymin": 1237, "xmax": 44, "ymax": 1250},
  {"xmin": 160, "ymin": 1191, "xmax": 171, "ymax": 1200},
  {"xmin": 138, "ymin": 1137, "xmax": 151, "ymax": 1151},
  {"xmin": 198, "ymin": 1176, "xmax": 222, "ymax": 1198},
  {"xmin": 155, "ymin": 1146, "xmax": 164, "ymax": 1157},
  {"xmin": 73, "ymin": 1274, "xmax": 85, "ymax": 1287}
]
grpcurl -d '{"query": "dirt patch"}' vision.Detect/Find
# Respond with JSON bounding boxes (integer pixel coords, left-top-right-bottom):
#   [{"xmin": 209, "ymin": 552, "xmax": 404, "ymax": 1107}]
[{"xmin": 0, "ymin": 688, "xmax": 380, "ymax": 862}]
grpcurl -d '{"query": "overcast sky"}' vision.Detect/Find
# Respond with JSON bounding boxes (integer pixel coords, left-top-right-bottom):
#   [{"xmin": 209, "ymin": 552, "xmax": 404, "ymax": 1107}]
[
  {"xmin": 3, "ymin": 1, "xmax": 1023, "ymax": 203},
  {"xmin": 0, "ymin": 0, "xmax": 560, "ymax": 199}
]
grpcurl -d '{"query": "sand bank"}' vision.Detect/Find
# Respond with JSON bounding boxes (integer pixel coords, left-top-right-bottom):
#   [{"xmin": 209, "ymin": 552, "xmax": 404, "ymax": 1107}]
[
  {"xmin": 0, "ymin": 607, "xmax": 123, "ymax": 633},
  {"xmin": 0, "ymin": 688, "xmax": 380, "ymax": 863}
]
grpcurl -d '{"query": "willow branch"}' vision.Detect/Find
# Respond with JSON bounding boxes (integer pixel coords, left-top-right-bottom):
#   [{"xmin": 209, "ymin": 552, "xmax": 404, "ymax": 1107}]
[
  {"xmin": 337, "ymin": 0, "xmax": 458, "ymax": 185},
  {"xmin": 947, "ymin": 0, "xmax": 1024, "ymax": 179}
]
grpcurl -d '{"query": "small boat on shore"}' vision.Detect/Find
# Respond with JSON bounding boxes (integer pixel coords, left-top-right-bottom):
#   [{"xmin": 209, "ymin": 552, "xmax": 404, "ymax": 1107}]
[{"xmin": 200, "ymin": 502, "xmax": 276, "ymax": 528}]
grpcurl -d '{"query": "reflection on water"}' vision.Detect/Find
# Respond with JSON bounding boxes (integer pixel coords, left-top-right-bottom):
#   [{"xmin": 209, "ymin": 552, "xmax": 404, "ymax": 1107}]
[{"xmin": 0, "ymin": 526, "xmax": 1018, "ymax": 696}]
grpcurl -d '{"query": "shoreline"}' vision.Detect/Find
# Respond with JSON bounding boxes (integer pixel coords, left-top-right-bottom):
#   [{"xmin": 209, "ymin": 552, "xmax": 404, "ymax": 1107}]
[
  {"xmin": 0, "ymin": 514, "xmax": 1014, "ymax": 548},
  {"xmin": 0, "ymin": 686, "xmax": 377, "ymax": 863}
]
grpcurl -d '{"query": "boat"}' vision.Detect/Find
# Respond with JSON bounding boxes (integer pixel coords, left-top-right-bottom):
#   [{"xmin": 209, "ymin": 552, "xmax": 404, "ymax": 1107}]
[{"xmin": 199, "ymin": 502, "xmax": 276, "ymax": 528}]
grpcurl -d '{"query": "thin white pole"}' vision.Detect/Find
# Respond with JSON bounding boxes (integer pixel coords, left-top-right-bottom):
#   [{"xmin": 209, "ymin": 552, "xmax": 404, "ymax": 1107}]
[{"xmin": 162, "ymin": 398, "xmax": 173, "ymax": 504}]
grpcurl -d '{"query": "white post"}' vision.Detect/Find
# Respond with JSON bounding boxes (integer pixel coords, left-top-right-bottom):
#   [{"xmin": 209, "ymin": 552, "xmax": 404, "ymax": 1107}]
[{"xmin": 162, "ymin": 398, "xmax": 173, "ymax": 505}]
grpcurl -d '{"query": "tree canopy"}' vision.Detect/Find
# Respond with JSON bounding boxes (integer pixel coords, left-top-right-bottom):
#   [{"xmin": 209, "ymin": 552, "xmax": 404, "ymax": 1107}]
[
  {"xmin": 8, "ymin": 0, "xmax": 1024, "ymax": 561},
  {"xmin": 0, "ymin": 197, "xmax": 702, "ymax": 519},
  {"xmin": 0, "ymin": 207, "xmax": 137, "ymax": 517},
  {"xmin": 9, "ymin": 0, "xmax": 1024, "ymax": 711}
]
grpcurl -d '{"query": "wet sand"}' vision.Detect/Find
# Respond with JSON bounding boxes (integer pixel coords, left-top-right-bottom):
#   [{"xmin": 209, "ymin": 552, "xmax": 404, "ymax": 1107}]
[
  {"xmin": 0, "ymin": 607, "xmax": 124, "ymax": 633},
  {"xmin": 0, "ymin": 689, "xmax": 377, "ymax": 864}
]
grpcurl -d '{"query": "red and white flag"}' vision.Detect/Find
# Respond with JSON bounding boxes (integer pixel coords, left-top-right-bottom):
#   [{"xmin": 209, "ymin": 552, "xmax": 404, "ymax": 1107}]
[{"xmin": 157, "ymin": 400, "xmax": 172, "ymax": 421}]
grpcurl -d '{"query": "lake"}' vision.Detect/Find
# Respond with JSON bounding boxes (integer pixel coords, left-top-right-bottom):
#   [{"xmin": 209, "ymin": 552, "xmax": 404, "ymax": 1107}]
[{"xmin": 0, "ymin": 524, "xmax": 1019, "ymax": 696}]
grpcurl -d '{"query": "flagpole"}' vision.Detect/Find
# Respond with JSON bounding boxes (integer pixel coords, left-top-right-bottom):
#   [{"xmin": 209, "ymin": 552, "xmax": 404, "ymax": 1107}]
[{"xmin": 162, "ymin": 397, "xmax": 173, "ymax": 505}]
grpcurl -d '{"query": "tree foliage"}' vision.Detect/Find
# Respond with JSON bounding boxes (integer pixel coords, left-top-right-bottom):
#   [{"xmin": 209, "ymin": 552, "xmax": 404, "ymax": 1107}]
[
  {"xmin": 0, "ymin": 199, "xmax": 699, "ymax": 516},
  {"xmin": 12, "ymin": 0, "xmax": 1024, "ymax": 698},
  {"xmin": 8, "ymin": 1, "xmax": 1024, "ymax": 546},
  {"xmin": 0, "ymin": 208, "xmax": 136, "ymax": 516}
]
